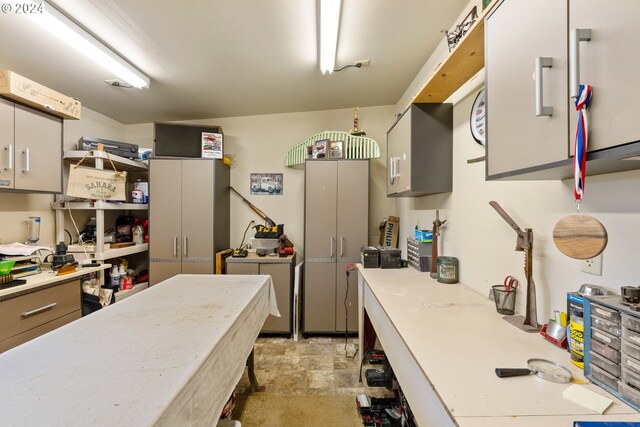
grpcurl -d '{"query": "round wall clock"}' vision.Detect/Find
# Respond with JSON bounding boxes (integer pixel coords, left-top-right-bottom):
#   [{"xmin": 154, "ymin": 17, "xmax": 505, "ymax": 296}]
[{"xmin": 470, "ymin": 88, "xmax": 486, "ymax": 146}]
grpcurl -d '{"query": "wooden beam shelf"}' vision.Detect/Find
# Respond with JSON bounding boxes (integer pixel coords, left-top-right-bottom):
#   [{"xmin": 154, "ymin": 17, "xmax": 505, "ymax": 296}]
[{"xmin": 412, "ymin": 1, "xmax": 496, "ymax": 104}]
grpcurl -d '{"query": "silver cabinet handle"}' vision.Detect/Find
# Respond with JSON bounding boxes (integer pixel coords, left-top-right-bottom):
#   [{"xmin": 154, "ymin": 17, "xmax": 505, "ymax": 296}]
[
  {"xmin": 4, "ymin": 145, "xmax": 13, "ymax": 170},
  {"xmin": 390, "ymin": 157, "xmax": 400, "ymax": 184},
  {"xmin": 389, "ymin": 157, "xmax": 394, "ymax": 185},
  {"xmin": 22, "ymin": 148, "xmax": 30, "ymax": 172},
  {"xmin": 21, "ymin": 303, "xmax": 56, "ymax": 318},
  {"xmin": 340, "ymin": 236, "xmax": 344, "ymax": 257},
  {"xmin": 173, "ymin": 236, "xmax": 178, "ymax": 257},
  {"xmin": 569, "ymin": 28, "xmax": 592, "ymax": 98},
  {"xmin": 330, "ymin": 237, "xmax": 335, "ymax": 258},
  {"xmin": 535, "ymin": 57, "xmax": 553, "ymax": 117},
  {"xmin": 183, "ymin": 236, "xmax": 188, "ymax": 257}
]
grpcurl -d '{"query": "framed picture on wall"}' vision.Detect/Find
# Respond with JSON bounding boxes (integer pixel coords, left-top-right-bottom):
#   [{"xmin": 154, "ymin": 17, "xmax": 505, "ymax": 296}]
[
  {"xmin": 250, "ymin": 173, "xmax": 283, "ymax": 195},
  {"xmin": 313, "ymin": 139, "xmax": 328, "ymax": 159},
  {"xmin": 201, "ymin": 132, "xmax": 223, "ymax": 159},
  {"xmin": 329, "ymin": 141, "xmax": 343, "ymax": 159}
]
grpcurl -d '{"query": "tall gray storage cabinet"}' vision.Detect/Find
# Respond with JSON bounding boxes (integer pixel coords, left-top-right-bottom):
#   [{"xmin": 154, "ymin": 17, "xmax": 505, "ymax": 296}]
[
  {"xmin": 303, "ymin": 160, "xmax": 369, "ymax": 335},
  {"xmin": 149, "ymin": 158, "xmax": 230, "ymax": 285}
]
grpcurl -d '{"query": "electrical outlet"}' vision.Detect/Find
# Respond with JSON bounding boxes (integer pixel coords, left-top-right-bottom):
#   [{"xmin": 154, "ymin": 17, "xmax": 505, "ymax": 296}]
[
  {"xmin": 354, "ymin": 59, "xmax": 370, "ymax": 67},
  {"xmin": 581, "ymin": 254, "xmax": 603, "ymax": 275}
]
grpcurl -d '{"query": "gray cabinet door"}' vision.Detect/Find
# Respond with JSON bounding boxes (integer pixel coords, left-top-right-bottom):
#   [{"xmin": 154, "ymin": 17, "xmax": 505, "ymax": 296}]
[
  {"xmin": 304, "ymin": 262, "xmax": 336, "ymax": 332},
  {"xmin": 0, "ymin": 99, "xmax": 14, "ymax": 189},
  {"xmin": 486, "ymin": 0, "xmax": 568, "ymax": 176},
  {"xmin": 335, "ymin": 261, "xmax": 358, "ymax": 332},
  {"xmin": 569, "ymin": 0, "xmax": 640, "ymax": 153},
  {"xmin": 149, "ymin": 262, "xmax": 181, "ymax": 286},
  {"xmin": 387, "ymin": 111, "xmax": 411, "ymax": 195},
  {"xmin": 226, "ymin": 263, "xmax": 259, "ymax": 275},
  {"xmin": 14, "ymin": 105, "xmax": 62, "ymax": 192},
  {"xmin": 149, "ymin": 159, "xmax": 182, "ymax": 284},
  {"xmin": 260, "ymin": 263, "xmax": 291, "ymax": 333},
  {"xmin": 305, "ymin": 161, "xmax": 337, "ymax": 259},
  {"xmin": 181, "ymin": 160, "xmax": 214, "ymax": 274},
  {"xmin": 337, "ymin": 161, "xmax": 368, "ymax": 262}
]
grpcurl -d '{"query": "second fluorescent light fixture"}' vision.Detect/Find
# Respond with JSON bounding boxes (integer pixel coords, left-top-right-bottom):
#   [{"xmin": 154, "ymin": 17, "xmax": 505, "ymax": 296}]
[
  {"xmin": 319, "ymin": 0, "xmax": 341, "ymax": 74},
  {"xmin": 25, "ymin": 1, "xmax": 150, "ymax": 89}
]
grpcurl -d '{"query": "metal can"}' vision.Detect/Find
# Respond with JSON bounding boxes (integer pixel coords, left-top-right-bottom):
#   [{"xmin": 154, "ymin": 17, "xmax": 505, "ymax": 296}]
[
  {"xmin": 437, "ymin": 256, "xmax": 459, "ymax": 284},
  {"xmin": 132, "ymin": 190, "xmax": 144, "ymax": 204}
]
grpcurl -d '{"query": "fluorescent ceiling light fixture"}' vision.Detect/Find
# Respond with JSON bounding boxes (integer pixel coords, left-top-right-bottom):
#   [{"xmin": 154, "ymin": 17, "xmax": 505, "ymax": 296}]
[
  {"xmin": 319, "ymin": 0, "xmax": 341, "ymax": 74},
  {"xmin": 23, "ymin": 1, "xmax": 150, "ymax": 89}
]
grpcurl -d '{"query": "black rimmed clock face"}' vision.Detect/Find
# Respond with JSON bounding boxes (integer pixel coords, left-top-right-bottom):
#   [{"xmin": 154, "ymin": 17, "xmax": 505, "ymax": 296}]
[{"xmin": 470, "ymin": 88, "xmax": 486, "ymax": 146}]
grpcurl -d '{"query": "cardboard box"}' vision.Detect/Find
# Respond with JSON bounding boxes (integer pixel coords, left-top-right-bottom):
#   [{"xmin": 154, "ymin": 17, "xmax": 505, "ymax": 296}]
[
  {"xmin": 379, "ymin": 216, "xmax": 400, "ymax": 248},
  {"xmin": 0, "ymin": 70, "xmax": 81, "ymax": 120}
]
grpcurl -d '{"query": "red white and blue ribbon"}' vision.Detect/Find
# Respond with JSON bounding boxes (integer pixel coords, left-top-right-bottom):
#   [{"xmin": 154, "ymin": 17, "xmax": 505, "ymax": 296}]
[{"xmin": 573, "ymin": 84, "xmax": 592, "ymax": 205}]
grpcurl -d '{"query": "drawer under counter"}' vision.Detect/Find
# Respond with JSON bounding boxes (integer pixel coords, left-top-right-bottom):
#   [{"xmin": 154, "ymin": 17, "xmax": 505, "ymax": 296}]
[{"xmin": 0, "ymin": 279, "xmax": 81, "ymax": 343}]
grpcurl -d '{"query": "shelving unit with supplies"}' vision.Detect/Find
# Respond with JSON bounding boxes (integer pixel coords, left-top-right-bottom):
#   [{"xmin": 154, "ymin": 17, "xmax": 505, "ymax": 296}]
[{"xmin": 52, "ymin": 149, "xmax": 149, "ymax": 301}]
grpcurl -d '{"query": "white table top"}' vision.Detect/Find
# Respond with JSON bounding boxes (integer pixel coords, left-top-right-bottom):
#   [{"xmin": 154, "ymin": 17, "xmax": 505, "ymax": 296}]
[
  {"xmin": 0, "ymin": 274, "xmax": 278, "ymax": 426},
  {"xmin": 358, "ymin": 267, "xmax": 640, "ymax": 424},
  {"xmin": 0, "ymin": 264, "xmax": 110, "ymax": 300}
]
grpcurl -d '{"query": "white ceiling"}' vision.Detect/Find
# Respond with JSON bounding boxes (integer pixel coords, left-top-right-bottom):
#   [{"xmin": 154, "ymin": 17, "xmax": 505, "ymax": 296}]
[{"xmin": 0, "ymin": 0, "xmax": 467, "ymax": 124}]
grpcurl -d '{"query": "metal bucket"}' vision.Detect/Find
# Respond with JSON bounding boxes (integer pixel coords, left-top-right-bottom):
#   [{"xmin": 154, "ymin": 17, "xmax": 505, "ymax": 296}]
[{"xmin": 437, "ymin": 256, "xmax": 459, "ymax": 284}]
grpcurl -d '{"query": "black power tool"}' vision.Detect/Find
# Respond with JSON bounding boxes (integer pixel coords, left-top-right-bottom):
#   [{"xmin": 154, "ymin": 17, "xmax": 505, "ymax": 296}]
[{"xmin": 52, "ymin": 242, "xmax": 75, "ymax": 269}]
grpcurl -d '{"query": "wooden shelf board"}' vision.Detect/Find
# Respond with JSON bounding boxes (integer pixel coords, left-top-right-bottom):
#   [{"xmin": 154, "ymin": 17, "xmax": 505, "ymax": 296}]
[
  {"xmin": 52, "ymin": 201, "xmax": 148, "ymax": 211},
  {"xmin": 64, "ymin": 151, "xmax": 148, "ymax": 172},
  {"xmin": 115, "ymin": 282, "xmax": 148, "ymax": 302},
  {"xmin": 412, "ymin": 1, "xmax": 496, "ymax": 104},
  {"xmin": 93, "ymin": 244, "xmax": 148, "ymax": 261}
]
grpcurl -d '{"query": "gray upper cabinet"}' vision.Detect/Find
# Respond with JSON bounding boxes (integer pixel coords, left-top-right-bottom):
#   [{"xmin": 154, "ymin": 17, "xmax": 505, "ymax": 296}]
[
  {"xmin": 0, "ymin": 98, "xmax": 62, "ymax": 193},
  {"xmin": 387, "ymin": 103, "xmax": 453, "ymax": 197},
  {"xmin": 486, "ymin": 0, "xmax": 568, "ymax": 177},
  {"xmin": 568, "ymin": 0, "xmax": 640, "ymax": 154},
  {"xmin": 486, "ymin": 0, "xmax": 640, "ymax": 180}
]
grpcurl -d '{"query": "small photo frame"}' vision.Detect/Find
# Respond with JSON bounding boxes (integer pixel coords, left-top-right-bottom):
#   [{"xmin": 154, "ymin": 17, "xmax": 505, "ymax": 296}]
[
  {"xmin": 313, "ymin": 139, "xmax": 328, "ymax": 159},
  {"xmin": 329, "ymin": 141, "xmax": 343, "ymax": 159},
  {"xmin": 202, "ymin": 132, "xmax": 223, "ymax": 159}
]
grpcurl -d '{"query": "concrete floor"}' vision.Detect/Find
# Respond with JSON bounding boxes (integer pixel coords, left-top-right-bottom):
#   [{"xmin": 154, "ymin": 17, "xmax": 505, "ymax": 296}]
[{"xmin": 232, "ymin": 336, "xmax": 390, "ymax": 425}]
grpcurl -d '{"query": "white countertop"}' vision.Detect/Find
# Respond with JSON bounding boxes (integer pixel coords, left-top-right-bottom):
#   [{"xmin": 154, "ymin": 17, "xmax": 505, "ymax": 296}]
[
  {"xmin": 0, "ymin": 274, "xmax": 277, "ymax": 426},
  {"xmin": 0, "ymin": 264, "xmax": 110, "ymax": 300},
  {"xmin": 358, "ymin": 267, "xmax": 640, "ymax": 424}
]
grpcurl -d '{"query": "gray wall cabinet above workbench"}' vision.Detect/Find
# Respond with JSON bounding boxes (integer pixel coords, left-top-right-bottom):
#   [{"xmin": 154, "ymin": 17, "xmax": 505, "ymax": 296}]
[
  {"xmin": 387, "ymin": 103, "xmax": 453, "ymax": 197},
  {"xmin": 0, "ymin": 97, "xmax": 62, "ymax": 193},
  {"xmin": 486, "ymin": 0, "xmax": 640, "ymax": 181}
]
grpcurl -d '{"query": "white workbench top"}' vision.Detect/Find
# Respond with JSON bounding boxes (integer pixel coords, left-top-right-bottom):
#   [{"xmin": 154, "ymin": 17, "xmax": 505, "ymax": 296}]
[
  {"xmin": 0, "ymin": 264, "xmax": 109, "ymax": 301},
  {"xmin": 358, "ymin": 267, "xmax": 640, "ymax": 424},
  {"xmin": 0, "ymin": 274, "xmax": 277, "ymax": 426}
]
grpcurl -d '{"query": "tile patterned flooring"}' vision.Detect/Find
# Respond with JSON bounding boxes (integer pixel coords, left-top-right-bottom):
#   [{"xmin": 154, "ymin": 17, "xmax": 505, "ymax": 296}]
[{"xmin": 235, "ymin": 336, "xmax": 386, "ymax": 397}]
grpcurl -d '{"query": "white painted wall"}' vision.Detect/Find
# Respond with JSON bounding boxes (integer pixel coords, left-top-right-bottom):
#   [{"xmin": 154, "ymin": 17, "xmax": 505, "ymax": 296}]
[
  {"xmin": 0, "ymin": 107, "xmax": 125, "ymax": 247},
  {"xmin": 392, "ymin": 1, "xmax": 640, "ymax": 322},
  {"xmin": 125, "ymin": 106, "xmax": 397, "ymax": 258}
]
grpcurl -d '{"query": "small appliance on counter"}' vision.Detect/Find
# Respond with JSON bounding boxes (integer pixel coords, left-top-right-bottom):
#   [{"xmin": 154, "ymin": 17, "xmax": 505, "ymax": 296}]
[
  {"xmin": 361, "ymin": 247, "xmax": 380, "ymax": 268},
  {"xmin": 379, "ymin": 247, "xmax": 401, "ymax": 269},
  {"xmin": 52, "ymin": 242, "xmax": 75, "ymax": 269}
]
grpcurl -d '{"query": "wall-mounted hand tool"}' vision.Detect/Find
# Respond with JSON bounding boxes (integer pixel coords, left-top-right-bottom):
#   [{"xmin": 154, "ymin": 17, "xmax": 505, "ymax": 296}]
[
  {"xmin": 430, "ymin": 210, "xmax": 447, "ymax": 279},
  {"xmin": 489, "ymin": 201, "xmax": 539, "ymax": 332}
]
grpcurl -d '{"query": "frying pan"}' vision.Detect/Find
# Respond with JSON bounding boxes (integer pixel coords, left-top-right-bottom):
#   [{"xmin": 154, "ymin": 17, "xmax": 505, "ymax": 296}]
[{"xmin": 495, "ymin": 358, "xmax": 572, "ymax": 384}]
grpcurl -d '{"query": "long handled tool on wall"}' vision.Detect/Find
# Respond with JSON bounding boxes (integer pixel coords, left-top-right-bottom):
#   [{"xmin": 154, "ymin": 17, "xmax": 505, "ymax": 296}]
[
  {"xmin": 430, "ymin": 210, "xmax": 446, "ymax": 279},
  {"xmin": 230, "ymin": 187, "xmax": 294, "ymax": 248},
  {"xmin": 230, "ymin": 186, "xmax": 276, "ymax": 227},
  {"xmin": 489, "ymin": 201, "xmax": 539, "ymax": 332}
]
